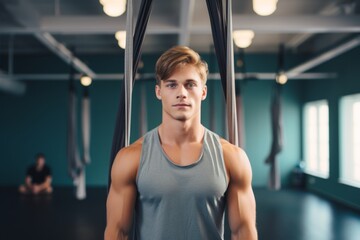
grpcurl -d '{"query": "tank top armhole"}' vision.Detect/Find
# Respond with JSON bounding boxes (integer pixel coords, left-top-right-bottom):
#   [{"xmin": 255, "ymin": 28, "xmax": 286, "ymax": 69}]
[
  {"xmin": 135, "ymin": 151, "xmax": 143, "ymax": 185},
  {"xmin": 208, "ymin": 129, "xmax": 229, "ymax": 188},
  {"xmin": 135, "ymin": 133, "xmax": 148, "ymax": 185},
  {"xmin": 135, "ymin": 127, "xmax": 157, "ymax": 185}
]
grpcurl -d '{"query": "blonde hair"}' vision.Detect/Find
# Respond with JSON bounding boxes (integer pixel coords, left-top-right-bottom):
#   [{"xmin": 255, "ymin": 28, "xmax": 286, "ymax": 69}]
[{"xmin": 155, "ymin": 46, "xmax": 208, "ymax": 85}]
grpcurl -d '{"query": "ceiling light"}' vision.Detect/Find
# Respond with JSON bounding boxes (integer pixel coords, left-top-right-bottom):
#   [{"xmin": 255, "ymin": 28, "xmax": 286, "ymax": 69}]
[
  {"xmin": 253, "ymin": 0, "xmax": 278, "ymax": 16},
  {"xmin": 118, "ymin": 39, "xmax": 126, "ymax": 49},
  {"xmin": 115, "ymin": 31, "xmax": 126, "ymax": 49},
  {"xmin": 80, "ymin": 76, "xmax": 92, "ymax": 86},
  {"xmin": 233, "ymin": 30, "xmax": 255, "ymax": 48},
  {"xmin": 102, "ymin": 0, "xmax": 126, "ymax": 17},
  {"xmin": 115, "ymin": 31, "xmax": 126, "ymax": 41},
  {"xmin": 276, "ymin": 72, "xmax": 288, "ymax": 85}
]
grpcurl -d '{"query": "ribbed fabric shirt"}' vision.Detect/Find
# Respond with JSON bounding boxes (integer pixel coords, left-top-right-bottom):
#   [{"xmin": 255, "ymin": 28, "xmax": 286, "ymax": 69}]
[{"xmin": 135, "ymin": 127, "xmax": 228, "ymax": 240}]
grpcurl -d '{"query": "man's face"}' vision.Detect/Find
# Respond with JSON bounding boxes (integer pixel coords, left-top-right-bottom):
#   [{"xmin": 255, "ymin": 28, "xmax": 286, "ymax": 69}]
[
  {"xmin": 36, "ymin": 157, "xmax": 45, "ymax": 169},
  {"xmin": 155, "ymin": 64, "xmax": 207, "ymax": 122}
]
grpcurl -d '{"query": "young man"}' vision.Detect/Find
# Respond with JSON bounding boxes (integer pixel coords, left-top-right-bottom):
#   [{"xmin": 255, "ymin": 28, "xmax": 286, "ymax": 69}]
[
  {"xmin": 105, "ymin": 46, "xmax": 257, "ymax": 240},
  {"xmin": 19, "ymin": 153, "xmax": 53, "ymax": 194}
]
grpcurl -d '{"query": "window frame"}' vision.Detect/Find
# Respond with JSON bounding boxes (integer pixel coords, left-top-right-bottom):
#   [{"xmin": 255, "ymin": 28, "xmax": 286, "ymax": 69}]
[
  {"xmin": 303, "ymin": 100, "xmax": 330, "ymax": 179},
  {"xmin": 339, "ymin": 93, "xmax": 360, "ymax": 188}
]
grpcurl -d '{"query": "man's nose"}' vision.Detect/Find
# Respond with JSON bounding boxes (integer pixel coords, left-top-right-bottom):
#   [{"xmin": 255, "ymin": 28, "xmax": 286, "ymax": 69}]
[{"xmin": 176, "ymin": 85, "xmax": 187, "ymax": 99}]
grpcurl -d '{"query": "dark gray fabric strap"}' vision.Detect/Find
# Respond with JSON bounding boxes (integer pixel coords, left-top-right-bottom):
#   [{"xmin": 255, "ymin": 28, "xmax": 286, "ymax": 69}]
[
  {"xmin": 108, "ymin": 0, "xmax": 154, "ymax": 189},
  {"xmin": 206, "ymin": 0, "xmax": 238, "ymax": 145}
]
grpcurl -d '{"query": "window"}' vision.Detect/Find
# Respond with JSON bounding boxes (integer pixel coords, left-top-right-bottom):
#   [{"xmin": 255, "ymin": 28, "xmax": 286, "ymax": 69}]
[
  {"xmin": 340, "ymin": 94, "xmax": 360, "ymax": 188},
  {"xmin": 303, "ymin": 100, "xmax": 329, "ymax": 178}
]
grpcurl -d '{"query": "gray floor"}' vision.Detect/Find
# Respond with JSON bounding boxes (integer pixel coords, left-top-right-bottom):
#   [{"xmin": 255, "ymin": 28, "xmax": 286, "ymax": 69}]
[
  {"xmin": 255, "ymin": 189, "xmax": 360, "ymax": 240},
  {"xmin": 1, "ymin": 187, "xmax": 359, "ymax": 240}
]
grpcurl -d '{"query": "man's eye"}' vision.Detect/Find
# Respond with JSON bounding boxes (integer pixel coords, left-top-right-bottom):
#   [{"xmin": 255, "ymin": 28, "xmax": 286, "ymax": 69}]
[
  {"xmin": 166, "ymin": 83, "xmax": 177, "ymax": 88},
  {"xmin": 187, "ymin": 83, "xmax": 196, "ymax": 88}
]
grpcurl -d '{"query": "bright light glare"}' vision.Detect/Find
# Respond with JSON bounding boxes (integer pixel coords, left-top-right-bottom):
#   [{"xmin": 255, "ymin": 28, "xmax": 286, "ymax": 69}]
[
  {"xmin": 80, "ymin": 76, "xmax": 92, "ymax": 86},
  {"xmin": 276, "ymin": 72, "xmax": 288, "ymax": 85},
  {"xmin": 115, "ymin": 31, "xmax": 126, "ymax": 49},
  {"xmin": 102, "ymin": 0, "xmax": 126, "ymax": 17},
  {"xmin": 253, "ymin": 0, "xmax": 278, "ymax": 16},
  {"xmin": 233, "ymin": 30, "xmax": 255, "ymax": 48}
]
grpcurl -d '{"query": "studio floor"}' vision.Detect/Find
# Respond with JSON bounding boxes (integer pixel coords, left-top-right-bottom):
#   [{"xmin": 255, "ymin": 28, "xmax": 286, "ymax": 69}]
[{"xmin": 1, "ymin": 187, "xmax": 359, "ymax": 240}]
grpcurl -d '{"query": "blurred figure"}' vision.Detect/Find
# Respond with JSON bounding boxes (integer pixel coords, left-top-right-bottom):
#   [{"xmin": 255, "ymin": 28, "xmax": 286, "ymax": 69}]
[{"xmin": 19, "ymin": 153, "xmax": 53, "ymax": 194}]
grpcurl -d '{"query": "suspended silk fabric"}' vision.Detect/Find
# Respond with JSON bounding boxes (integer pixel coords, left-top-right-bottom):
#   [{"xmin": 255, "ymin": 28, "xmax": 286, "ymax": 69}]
[
  {"xmin": 206, "ymin": 1, "xmax": 238, "ymax": 238},
  {"xmin": 209, "ymin": 46, "xmax": 217, "ymax": 132},
  {"xmin": 67, "ymin": 74, "xmax": 81, "ymax": 179},
  {"xmin": 67, "ymin": 72, "xmax": 85, "ymax": 200},
  {"xmin": 108, "ymin": 0, "xmax": 153, "ymax": 188},
  {"xmin": 265, "ymin": 44, "xmax": 285, "ymax": 190},
  {"xmin": 223, "ymin": 100, "xmax": 229, "ymax": 140},
  {"xmin": 265, "ymin": 84, "xmax": 283, "ymax": 190},
  {"xmin": 236, "ymin": 85, "xmax": 245, "ymax": 149},
  {"xmin": 139, "ymin": 82, "xmax": 148, "ymax": 136},
  {"xmin": 75, "ymin": 169, "xmax": 86, "ymax": 200},
  {"xmin": 209, "ymin": 84, "xmax": 217, "ymax": 132},
  {"xmin": 236, "ymin": 49, "xmax": 246, "ymax": 149},
  {"xmin": 74, "ymin": 87, "xmax": 92, "ymax": 200},
  {"xmin": 82, "ymin": 87, "xmax": 91, "ymax": 165},
  {"xmin": 225, "ymin": 0, "xmax": 238, "ymax": 146},
  {"xmin": 206, "ymin": 0, "xmax": 238, "ymax": 146},
  {"xmin": 124, "ymin": 0, "xmax": 134, "ymax": 148},
  {"xmin": 205, "ymin": 0, "xmax": 227, "ymax": 95}
]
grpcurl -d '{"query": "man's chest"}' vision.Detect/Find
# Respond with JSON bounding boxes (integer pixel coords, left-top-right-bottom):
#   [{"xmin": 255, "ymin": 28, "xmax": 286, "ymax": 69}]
[
  {"xmin": 137, "ymin": 158, "xmax": 226, "ymax": 200},
  {"xmin": 161, "ymin": 142, "xmax": 203, "ymax": 166}
]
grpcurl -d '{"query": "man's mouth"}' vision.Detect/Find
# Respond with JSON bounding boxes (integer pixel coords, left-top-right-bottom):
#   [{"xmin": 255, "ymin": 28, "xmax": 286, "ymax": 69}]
[{"xmin": 173, "ymin": 103, "xmax": 191, "ymax": 107}]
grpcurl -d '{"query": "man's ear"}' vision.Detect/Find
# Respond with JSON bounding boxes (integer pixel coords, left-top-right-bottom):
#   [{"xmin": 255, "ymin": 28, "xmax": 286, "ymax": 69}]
[
  {"xmin": 201, "ymin": 85, "xmax": 207, "ymax": 100},
  {"xmin": 155, "ymin": 84, "xmax": 162, "ymax": 100}
]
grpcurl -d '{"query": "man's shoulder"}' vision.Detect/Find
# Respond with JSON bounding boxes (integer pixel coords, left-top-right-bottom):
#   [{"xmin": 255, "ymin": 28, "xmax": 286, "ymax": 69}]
[
  {"xmin": 112, "ymin": 137, "xmax": 144, "ymax": 170},
  {"xmin": 119, "ymin": 127, "xmax": 158, "ymax": 156},
  {"xmin": 219, "ymin": 138, "xmax": 249, "ymax": 166},
  {"xmin": 119, "ymin": 137, "xmax": 144, "ymax": 157},
  {"xmin": 111, "ymin": 137, "xmax": 144, "ymax": 183},
  {"xmin": 112, "ymin": 127, "xmax": 159, "ymax": 173},
  {"xmin": 218, "ymin": 138, "xmax": 252, "ymax": 184},
  {"xmin": 219, "ymin": 138, "xmax": 243, "ymax": 154},
  {"xmin": 204, "ymin": 129, "xmax": 246, "ymax": 158}
]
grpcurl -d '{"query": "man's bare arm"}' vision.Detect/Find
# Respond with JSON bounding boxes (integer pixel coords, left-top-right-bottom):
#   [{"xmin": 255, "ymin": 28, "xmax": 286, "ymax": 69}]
[
  {"xmin": 223, "ymin": 141, "xmax": 257, "ymax": 240},
  {"xmin": 104, "ymin": 143, "xmax": 141, "ymax": 240},
  {"xmin": 25, "ymin": 176, "xmax": 32, "ymax": 187},
  {"xmin": 39, "ymin": 176, "xmax": 52, "ymax": 189}
]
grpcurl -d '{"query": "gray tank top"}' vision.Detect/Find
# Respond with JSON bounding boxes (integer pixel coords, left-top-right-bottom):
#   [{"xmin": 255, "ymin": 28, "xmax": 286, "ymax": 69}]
[{"xmin": 135, "ymin": 127, "xmax": 228, "ymax": 240}]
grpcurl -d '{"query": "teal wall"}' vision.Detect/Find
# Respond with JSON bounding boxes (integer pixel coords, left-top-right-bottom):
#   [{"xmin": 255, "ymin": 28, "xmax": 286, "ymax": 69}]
[
  {"xmin": 301, "ymin": 45, "xmax": 360, "ymax": 210},
  {"xmin": 243, "ymin": 81, "xmax": 301, "ymax": 186},
  {"xmin": 0, "ymin": 52, "xmax": 302, "ymax": 187}
]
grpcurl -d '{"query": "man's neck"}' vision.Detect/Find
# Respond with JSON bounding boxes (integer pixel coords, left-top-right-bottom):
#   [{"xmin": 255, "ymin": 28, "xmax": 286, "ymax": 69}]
[{"xmin": 158, "ymin": 121, "xmax": 204, "ymax": 146}]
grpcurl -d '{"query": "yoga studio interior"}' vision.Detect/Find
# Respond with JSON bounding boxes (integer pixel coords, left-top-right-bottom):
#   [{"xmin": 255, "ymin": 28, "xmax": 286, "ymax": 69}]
[{"xmin": 1, "ymin": 0, "xmax": 360, "ymax": 239}]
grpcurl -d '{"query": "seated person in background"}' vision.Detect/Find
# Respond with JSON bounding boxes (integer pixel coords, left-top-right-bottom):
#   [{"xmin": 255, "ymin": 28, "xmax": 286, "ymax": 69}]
[{"xmin": 19, "ymin": 153, "xmax": 53, "ymax": 194}]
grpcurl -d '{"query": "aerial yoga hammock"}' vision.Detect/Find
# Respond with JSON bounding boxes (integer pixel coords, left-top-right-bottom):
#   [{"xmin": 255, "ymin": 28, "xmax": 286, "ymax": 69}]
[
  {"xmin": 265, "ymin": 44, "xmax": 285, "ymax": 190},
  {"xmin": 108, "ymin": 0, "xmax": 153, "ymax": 188},
  {"xmin": 108, "ymin": 0, "xmax": 239, "ymax": 188},
  {"xmin": 235, "ymin": 48, "xmax": 247, "ymax": 149},
  {"xmin": 67, "ymin": 62, "xmax": 91, "ymax": 200}
]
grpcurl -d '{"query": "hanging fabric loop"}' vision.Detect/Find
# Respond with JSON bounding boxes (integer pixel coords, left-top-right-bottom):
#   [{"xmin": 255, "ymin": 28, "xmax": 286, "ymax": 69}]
[
  {"xmin": 124, "ymin": 0, "xmax": 133, "ymax": 147},
  {"xmin": 108, "ymin": 0, "xmax": 154, "ymax": 189},
  {"xmin": 206, "ymin": 0, "xmax": 238, "ymax": 146},
  {"xmin": 225, "ymin": 0, "xmax": 238, "ymax": 146}
]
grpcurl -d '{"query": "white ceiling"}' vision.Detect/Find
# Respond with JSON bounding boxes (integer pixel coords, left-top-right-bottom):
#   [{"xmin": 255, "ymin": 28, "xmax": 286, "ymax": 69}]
[
  {"xmin": 0, "ymin": 0, "xmax": 360, "ymax": 94},
  {"xmin": 0, "ymin": 0, "xmax": 359, "ymax": 55}
]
